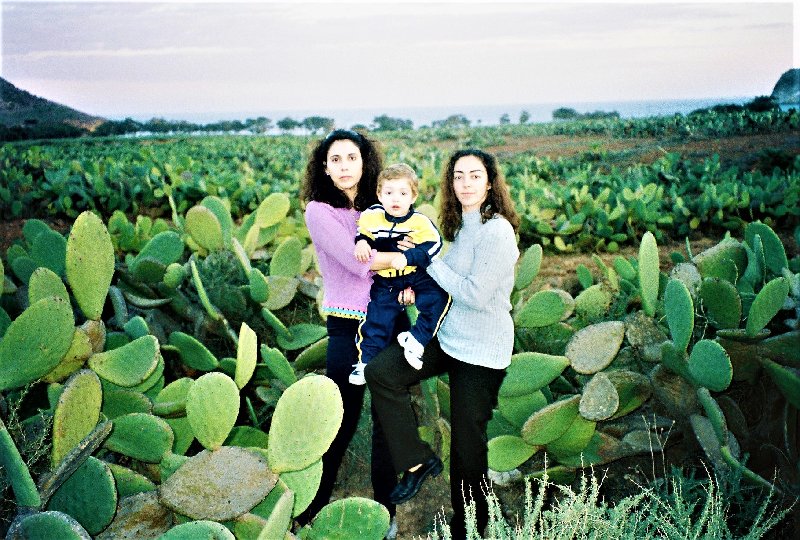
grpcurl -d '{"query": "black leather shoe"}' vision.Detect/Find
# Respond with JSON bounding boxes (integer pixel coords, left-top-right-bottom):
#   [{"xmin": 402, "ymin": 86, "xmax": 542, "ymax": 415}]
[{"xmin": 389, "ymin": 456, "xmax": 443, "ymax": 504}]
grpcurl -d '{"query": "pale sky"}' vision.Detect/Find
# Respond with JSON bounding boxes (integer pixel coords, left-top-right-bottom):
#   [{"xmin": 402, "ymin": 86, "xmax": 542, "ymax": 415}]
[{"xmin": 1, "ymin": 0, "xmax": 796, "ymax": 120}]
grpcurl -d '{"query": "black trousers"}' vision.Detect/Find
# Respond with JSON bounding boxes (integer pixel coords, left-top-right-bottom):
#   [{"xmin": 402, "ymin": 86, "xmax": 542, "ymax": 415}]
[
  {"xmin": 296, "ymin": 316, "xmax": 397, "ymax": 524},
  {"xmin": 365, "ymin": 338, "xmax": 505, "ymax": 539}
]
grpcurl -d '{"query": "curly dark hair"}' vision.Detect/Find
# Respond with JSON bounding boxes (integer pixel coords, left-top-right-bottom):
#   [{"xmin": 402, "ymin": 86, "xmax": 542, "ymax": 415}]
[
  {"xmin": 438, "ymin": 149, "xmax": 520, "ymax": 241},
  {"xmin": 300, "ymin": 129, "xmax": 383, "ymax": 211}
]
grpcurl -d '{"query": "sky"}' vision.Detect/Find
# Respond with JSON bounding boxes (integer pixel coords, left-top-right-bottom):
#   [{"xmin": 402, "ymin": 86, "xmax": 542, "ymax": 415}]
[{"xmin": 0, "ymin": 0, "xmax": 796, "ymax": 122}]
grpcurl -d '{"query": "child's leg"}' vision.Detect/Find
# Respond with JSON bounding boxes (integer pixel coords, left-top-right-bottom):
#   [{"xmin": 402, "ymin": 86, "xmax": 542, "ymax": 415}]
[
  {"xmin": 355, "ymin": 278, "xmax": 406, "ymax": 365},
  {"xmin": 405, "ymin": 272, "xmax": 451, "ymax": 347}
]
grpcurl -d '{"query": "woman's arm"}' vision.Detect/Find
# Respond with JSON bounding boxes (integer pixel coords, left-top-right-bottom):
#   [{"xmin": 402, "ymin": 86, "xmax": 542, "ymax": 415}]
[
  {"xmin": 305, "ymin": 202, "xmax": 372, "ymax": 278},
  {"xmin": 427, "ymin": 219, "xmax": 518, "ymax": 310},
  {"xmin": 305, "ymin": 202, "xmax": 403, "ymax": 274}
]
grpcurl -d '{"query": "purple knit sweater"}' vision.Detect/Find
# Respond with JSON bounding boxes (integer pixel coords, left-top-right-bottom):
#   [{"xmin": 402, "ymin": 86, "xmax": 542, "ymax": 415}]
[{"xmin": 305, "ymin": 201, "xmax": 374, "ymax": 320}]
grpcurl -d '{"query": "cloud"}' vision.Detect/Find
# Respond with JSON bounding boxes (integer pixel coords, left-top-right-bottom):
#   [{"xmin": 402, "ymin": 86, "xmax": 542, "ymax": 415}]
[{"xmin": 9, "ymin": 46, "xmax": 254, "ymax": 62}]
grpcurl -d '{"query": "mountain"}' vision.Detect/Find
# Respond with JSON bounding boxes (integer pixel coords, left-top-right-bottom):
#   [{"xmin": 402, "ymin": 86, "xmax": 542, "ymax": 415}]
[
  {"xmin": 770, "ymin": 68, "xmax": 799, "ymax": 105},
  {"xmin": 0, "ymin": 77, "xmax": 105, "ymax": 134}
]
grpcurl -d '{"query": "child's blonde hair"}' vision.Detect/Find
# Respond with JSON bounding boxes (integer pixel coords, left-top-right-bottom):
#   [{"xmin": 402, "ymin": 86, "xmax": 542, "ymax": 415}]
[{"xmin": 377, "ymin": 163, "xmax": 418, "ymax": 197}]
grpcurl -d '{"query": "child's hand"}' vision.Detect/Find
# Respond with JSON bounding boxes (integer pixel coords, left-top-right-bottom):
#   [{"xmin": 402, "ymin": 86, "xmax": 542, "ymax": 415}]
[
  {"xmin": 354, "ymin": 240, "xmax": 372, "ymax": 262},
  {"xmin": 391, "ymin": 254, "xmax": 407, "ymax": 270}
]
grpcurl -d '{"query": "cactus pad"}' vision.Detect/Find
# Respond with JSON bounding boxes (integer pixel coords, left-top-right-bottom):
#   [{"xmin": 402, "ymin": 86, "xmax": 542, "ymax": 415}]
[
  {"xmin": 521, "ymin": 394, "xmax": 581, "ymax": 446},
  {"xmin": 271, "ymin": 236, "xmax": 303, "ymax": 277},
  {"xmin": 185, "ymin": 205, "xmax": 224, "ymax": 251},
  {"xmin": 607, "ymin": 370, "xmax": 652, "ymax": 418},
  {"xmin": 268, "ymin": 375, "xmax": 344, "ymax": 473},
  {"xmin": 545, "ymin": 415, "xmax": 596, "ymax": 458},
  {"xmin": 760, "ymin": 358, "xmax": 800, "ymax": 409},
  {"xmin": 744, "ymin": 221, "xmax": 788, "ymax": 275},
  {"xmin": 43, "ymin": 327, "xmax": 94, "ymax": 384},
  {"xmin": 169, "ymin": 331, "xmax": 220, "ymax": 371},
  {"xmin": 307, "ymin": 497, "xmax": 391, "ymax": 540},
  {"xmin": 186, "ymin": 372, "xmax": 240, "ymax": 450},
  {"xmin": 574, "ymin": 284, "xmax": 613, "ymax": 320},
  {"xmin": 487, "ymin": 435, "xmax": 538, "ymax": 472},
  {"xmin": 28, "ymin": 267, "xmax": 70, "ymax": 304},
  {"xmin": 259, "ymin": 345, "xmax": 298, "ymax": 387},
  {"xmin": 159, "ymin": 521, "xmax": 235, "ymax": 540},
  {"xmin": 248, "ymin": 480, "xmax": 294, "ymax": 538},
  {"xmin": 515, "ymin": 289, "xmax": 568, "ymax": 328},
  {"xmin": 669, "ymin": 262, "xmax": 702, "ymax": 298},
  {"xmin": 579, "ymin": 372, "xmax": 619, "ymax": 421},
  {"xmin": 293, "ymin": 337, "xmax": 329, "ymax": 371},
  {"xmin": 0, "ymin": 296, "xmax": 75, "ymax": 391},
  {"xmin": 696, "ymin": 387, "xmax": 728, "ymax": 444},
  {"xmin": 105, "ymin": 413, "xmax": 174, "ymax": 463},
  {"xmin": 687, "ymin": 339, "xmax": 733, "ymax": 392},
  {"xmin": 31, "ymin": 227, "xmax": 68, "ymax": 277},
  {"xmin": 638, "ymin": 231, "xmax": 660, "ymax": 316},
  {"xmin": 65, "ymin": 211, "xmax": 115, "ymax": 320},
  {"xmin": 248, "ymin": 268, "xmax": 270, "ymax": 303},
  {"xmin": 52, "ymin": 370, "xmax": 102, "ymax": 467},
  {"xmin": 280, "ymin": 458, "xmax": 323, "ymax": 517},
  {"xmin": 159, "ymin": 446, "xmax": 277, "ymax": 522},
  {"xmin": 235, "ymin": 322, "xmax": 258, "ymax": 389},
  {"xmin": 499, "ymin": 352, "xmax": 569, "ymax": 397},
  {"xmin": 745, "ymin": 276, "xmax": 789, "ymax": 336},
  {"xmin": 699, "ymin": 278, "xmax": 742, "ymax": 329},
  {"xmin": 256, "ymin": 192, "xmax": 291, "ymax": 229},
  {"xmin": 565, "ymin": 321, "xmax": 625, "ymax": 374},
  {"xmin": 0, "ymin": 417, "xmax": 41, "ymax": 507},
  {"xmin": 102, "ymin": 389, "xmax": 152, "ymax": 419},
  {"xmin": 89, "ymin": 335, "xmax": 161, "ymax": 387},
  {"xmin": 277, "ymin": 323, "xmax": 328, "ymax": 351},
  {"xmin": 47, "ymin": 456, "xmax": 118, "ymax": 535},
  {"xmin": 664, "ymin": 279, "xmax": 694, "ymax": 351},
  {"xmin": 8, "ymin": 511, "xmax": 91, "ymax": 540},
  {"xmin": 108, "ymin": 463, "xmax": 156, "ymax": 497},
  {"xmin": 498, "ymin": 390, "xmax": 548, "ymax": 428},
  {"xmin": 515, "ymin": 243, "xmax": 543, "ymax": 290},
  {"xmin": 264, "ymin": 276, "xmax": 300, "ymax": 310}
]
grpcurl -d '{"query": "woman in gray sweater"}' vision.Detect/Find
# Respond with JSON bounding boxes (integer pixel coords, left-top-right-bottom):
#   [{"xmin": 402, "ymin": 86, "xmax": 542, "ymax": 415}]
[{"xmin": 365, "ymin": 149, "xmax": 520, "ymax": 539}]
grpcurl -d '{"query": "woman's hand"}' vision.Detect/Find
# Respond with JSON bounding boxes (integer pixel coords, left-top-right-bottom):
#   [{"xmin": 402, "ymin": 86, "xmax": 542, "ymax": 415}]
[
  {"xmin": 396, "ymin": 235, "xmax": 415, "ymax": 251},
  {"xmin": 398, "ymin": 287, "xmax": 416, "ymax": 305}
]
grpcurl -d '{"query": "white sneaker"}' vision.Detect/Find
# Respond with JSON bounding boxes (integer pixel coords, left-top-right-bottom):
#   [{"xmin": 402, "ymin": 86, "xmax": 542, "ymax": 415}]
[
  {"xmin": 385, "ymin": 516, "xmax": 397, "ymax": 540},
  {"xmin": 397, "ymin": 332, "xmax": 424, "ymax": 370},
  {"xmin": 349, "ymin": 362, "xmax": 366, "ymax": 385}
]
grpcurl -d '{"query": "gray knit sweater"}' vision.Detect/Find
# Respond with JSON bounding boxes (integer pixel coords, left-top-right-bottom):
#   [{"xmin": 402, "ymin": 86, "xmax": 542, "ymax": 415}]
[{"xmin": 426, "ymin": 210, "xmax": 519, "ymax": 369}]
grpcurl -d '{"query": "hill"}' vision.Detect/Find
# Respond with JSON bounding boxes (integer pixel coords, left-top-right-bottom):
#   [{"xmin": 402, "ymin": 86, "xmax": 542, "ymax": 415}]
[
  {"xmin": 771, "ymin": 68, "xmax": 800, "ymax": 104},
  {"xmin": 0, "ymin": 77, "xmax": 105, "ymax": 139}
]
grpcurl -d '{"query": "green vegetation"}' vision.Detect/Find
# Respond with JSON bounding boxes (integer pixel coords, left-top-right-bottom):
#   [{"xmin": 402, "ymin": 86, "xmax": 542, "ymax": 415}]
[{"xmin": 1, "ymin": 108, "xmax": 798, "ymax": 537}]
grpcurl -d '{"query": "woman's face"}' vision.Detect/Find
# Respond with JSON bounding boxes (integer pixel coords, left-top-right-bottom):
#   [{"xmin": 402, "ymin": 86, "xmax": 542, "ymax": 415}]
[
  {"xmin": 452, "ymin": 154, "xmax": 491, "ymax": 213},
  {"xmin": 325, "ymin": 139, "xmax": 363, "ymax": 201}
]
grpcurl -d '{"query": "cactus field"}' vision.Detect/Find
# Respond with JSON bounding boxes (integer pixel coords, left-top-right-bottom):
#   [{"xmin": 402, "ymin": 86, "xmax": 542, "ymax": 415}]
[{"xmin": 1, "ymin": 110, "xmax": 799, "ymax": 538}]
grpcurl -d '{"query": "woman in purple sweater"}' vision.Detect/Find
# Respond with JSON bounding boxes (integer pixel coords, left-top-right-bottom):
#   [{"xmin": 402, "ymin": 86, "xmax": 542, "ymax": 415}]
[{"xmin": 296, "ymin": 129, "xmax": 402, "ymax": 535}]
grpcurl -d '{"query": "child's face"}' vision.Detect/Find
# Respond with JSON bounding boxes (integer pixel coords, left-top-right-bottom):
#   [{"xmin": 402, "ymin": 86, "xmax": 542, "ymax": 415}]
[{"xmin": 378, "ymin": 177, "xmax": 417, "ymax": 218}]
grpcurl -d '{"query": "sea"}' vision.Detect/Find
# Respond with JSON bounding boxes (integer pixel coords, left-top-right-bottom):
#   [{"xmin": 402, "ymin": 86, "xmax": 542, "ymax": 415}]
[{"xmin": 121, "ymin": 96, "xmax": 798, "ymax": 134}]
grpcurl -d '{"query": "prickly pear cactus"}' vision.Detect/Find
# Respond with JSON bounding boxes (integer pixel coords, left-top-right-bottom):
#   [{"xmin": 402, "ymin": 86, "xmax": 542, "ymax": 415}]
[
  {"xmin": 159, "ymin": 446, "xmax": 278, "ymax": 522},
  {"xmin": 186, "ymin": 372, "xmax": 240, "ymax": 450},
  {"xmin": 305, "ymin": 497, "xmax": 391, "ymax": 540},
  {"xmin": 267, "ymin": 375, "xmax": 343, "ymax": 473},
  {"xmin": 487, "ymin": 435, "xmax": 538, "ymax": 472},
  {"xmin": 638, "ymin": 231, "xmax": 660, "ymax": 317},
  {"xmin": 52, "ymin": 369, "xmax": 102, "ymax": 467},
  {"xmin": 65, "ymin": 211, "xmax": 115, "ymax": 320},
  {"xmin": 0, "ymin": 296, "xmax": 75, "ymax": 391},
  {"xmin": 565, "ymin": 321, "xmax": 625, "ymax": 374}
]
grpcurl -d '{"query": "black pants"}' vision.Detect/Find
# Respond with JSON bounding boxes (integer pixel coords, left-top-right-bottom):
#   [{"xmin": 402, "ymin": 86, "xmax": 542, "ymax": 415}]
[
  {"xmin": 296, "ymin": 316, "xmax": 398, "ymax": 524},
  {"xmin": 356, "ymin": 271, "xmax": 451, "ymax": 364},
  {"xmin": 365, "ymin": 338, "xmax": 505, "ymax": 539}
]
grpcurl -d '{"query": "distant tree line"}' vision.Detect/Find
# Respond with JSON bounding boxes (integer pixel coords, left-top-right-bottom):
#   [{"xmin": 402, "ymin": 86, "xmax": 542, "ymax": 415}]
[
  {"xmin": 552, "ymin": 108, "xmax": 621, "ymax": 121},
  {"xmin": 689, "ymin": 95, "xmax": 781, "ymax": 115}
]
